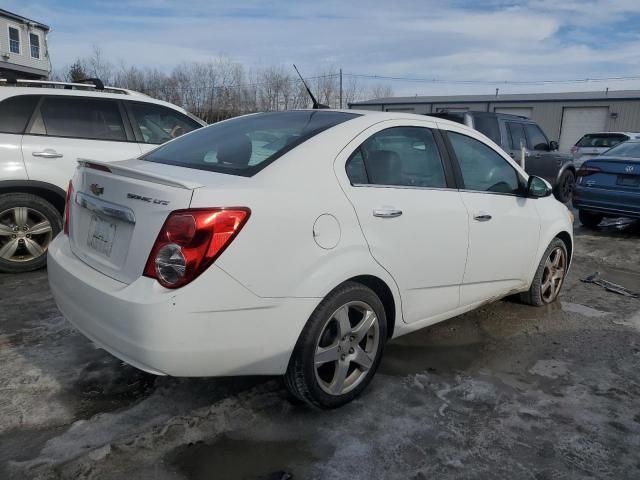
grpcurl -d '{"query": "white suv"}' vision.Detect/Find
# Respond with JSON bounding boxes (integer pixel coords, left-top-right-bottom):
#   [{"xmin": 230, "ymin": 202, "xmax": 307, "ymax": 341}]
[{"xmin": 0, "ymin": 79, "xmax": 206, "ymax": 272}]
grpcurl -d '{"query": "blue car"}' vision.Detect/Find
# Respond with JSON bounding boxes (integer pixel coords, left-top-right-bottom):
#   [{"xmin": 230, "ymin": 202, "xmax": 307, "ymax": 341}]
[{"xmin": 573, "ymin": 139, "xmax": 640, "ymax": 228}]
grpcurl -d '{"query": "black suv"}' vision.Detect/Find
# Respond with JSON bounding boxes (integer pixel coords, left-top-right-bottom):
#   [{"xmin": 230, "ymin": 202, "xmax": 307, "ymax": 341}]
[{"xmin": 429, "ymin": 111, "xmax": 575, "ymax": 202}]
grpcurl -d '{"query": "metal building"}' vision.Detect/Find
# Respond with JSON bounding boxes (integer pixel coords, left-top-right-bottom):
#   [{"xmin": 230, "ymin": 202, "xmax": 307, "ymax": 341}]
[{"xmin": 349, "ymin": 90, "xmax": 640, "ymax": 153}]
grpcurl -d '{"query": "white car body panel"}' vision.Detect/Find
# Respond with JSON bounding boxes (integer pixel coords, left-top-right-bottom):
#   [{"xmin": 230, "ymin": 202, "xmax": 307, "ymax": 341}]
[
  {"xmin": 48, "ymin": 109, "xmax": 573, "ymax": 377},
  {"xmin": 0, "ymin": 86, "xmax": 206, "ymax": 192}
]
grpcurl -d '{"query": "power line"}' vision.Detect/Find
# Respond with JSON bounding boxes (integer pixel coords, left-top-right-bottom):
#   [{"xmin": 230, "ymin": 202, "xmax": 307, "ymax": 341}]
[{"xmin": 343, "ymin": 72, "xmax": 640, "ymax": 86}]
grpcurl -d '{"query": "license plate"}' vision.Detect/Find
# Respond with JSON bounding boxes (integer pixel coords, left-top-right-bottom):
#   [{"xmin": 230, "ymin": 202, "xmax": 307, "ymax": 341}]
[
  {"xmin": 617, "ymin": 175, "xmax": 640, "ymax": 187},
  {"xmin": 87, "ymin": 215, "xmax": 116, "ymax": 257}
]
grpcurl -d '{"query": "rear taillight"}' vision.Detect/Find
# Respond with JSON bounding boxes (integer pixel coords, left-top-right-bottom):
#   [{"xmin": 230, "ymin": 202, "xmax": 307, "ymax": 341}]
[
  {"xmin": 576, "ymin": 166, "xmax": 602, "ymax": 177},
  {"xmin": 81, "ymin": 162, "xmax": 112, "ymax": 173},
  {"xmin": 143, "ymin": 208, "xmax": 250, "ymax": 289},
  {"xmin": 63, "ymin": 180, "xmax": 73, "ymax": 235}
]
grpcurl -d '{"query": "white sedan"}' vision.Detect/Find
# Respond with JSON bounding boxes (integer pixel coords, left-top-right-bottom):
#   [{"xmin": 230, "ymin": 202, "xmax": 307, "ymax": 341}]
[{"xmin": 48, "ymin": 110, "xmax": 573, "ymax": 409}]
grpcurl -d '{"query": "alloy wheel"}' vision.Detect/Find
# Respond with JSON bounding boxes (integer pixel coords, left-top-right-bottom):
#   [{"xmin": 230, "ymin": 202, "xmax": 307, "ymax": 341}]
[
  {"xmin": 0, "ymin": 207, "xmax": 53, "ymax": 263},
  {"xmin": 541, "ymin": 246, "xmax": 566, "ymax": 303},
  {"xmin": 561, "ymin": 173, "xmax": 575, "ymax": 201},
  {"xmin": 314, "ymin": 301, "xmax": 380, "ymax": 396}
]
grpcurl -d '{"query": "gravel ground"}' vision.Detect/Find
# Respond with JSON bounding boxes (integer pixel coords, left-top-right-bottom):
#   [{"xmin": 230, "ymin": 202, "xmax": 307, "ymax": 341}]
[{"xmin": 1, "ymin": 218, "xmax": 639, "ymax": 480}]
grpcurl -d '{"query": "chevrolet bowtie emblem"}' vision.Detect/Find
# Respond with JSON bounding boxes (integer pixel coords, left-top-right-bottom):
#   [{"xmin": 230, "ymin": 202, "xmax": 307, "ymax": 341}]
[{"xmin": 90, "ymin": 183, "xmax": 104, "ymax": 196}]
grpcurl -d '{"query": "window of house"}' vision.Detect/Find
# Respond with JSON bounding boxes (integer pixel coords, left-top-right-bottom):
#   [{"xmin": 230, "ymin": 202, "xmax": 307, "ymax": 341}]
[
  {"xmin": 346, "ymin": 127, "xmax": 446, "ymax": 188},
  {"xmin": 9, "ymin": 27, "xmax": 20, "ymax": 54},
  {"xmin": 39, "ymin": 97, "xmax": 127, "ymax": 141},
  {"xmin": 525, "ymin": 124, "xmax": 550, "ymax": 151},
  {"xmin": 29, "ymin": 33, "xmax": 40, "ymax": 58},
  {"xmin": 448, "ymin": 131, "xmax": 520, "ymax": 194}
]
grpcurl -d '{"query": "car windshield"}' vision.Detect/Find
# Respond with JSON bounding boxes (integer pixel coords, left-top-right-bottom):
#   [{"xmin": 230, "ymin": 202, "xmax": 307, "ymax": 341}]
[
  {"xmin": 576, "ymin": 133, "xmax": 628, "ymax": 148},
  {"xmin": 601, "ymin": 141, "xmax": 640, "ymax": 158},
  {"xmin": 143, "ymin": 111, "xmax": 359, "ymax": 176}
]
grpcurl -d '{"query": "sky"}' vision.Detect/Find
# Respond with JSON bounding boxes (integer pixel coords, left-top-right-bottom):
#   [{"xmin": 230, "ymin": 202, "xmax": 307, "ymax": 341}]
[{"xmin": 8, "ymin": 0, "xmax": 640, "ymax": 96}]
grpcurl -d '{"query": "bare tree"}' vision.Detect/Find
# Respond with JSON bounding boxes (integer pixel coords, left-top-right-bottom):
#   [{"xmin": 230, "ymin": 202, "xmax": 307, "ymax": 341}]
[{"xmin": 51, "ymin": 50, "xmax": 394, "ymax": 121}]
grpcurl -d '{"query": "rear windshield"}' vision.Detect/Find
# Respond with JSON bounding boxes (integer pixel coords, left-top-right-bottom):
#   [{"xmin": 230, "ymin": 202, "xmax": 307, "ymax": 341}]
[
  {"xmin": 143, "ymin": 111, "xmax": 359, "ymax": 176},
  {"xmin": 576, "ymin": 133, "xmax": 628, "ymax": 148},
  {"xmin": 601, "ymin": 141, "xmax": 640, "ymax": 158}
]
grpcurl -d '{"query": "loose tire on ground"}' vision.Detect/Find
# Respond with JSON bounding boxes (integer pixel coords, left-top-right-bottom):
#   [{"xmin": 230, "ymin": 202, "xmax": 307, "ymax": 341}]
[
  {"xmin": 520, "ymin": 238, "xmax": 568, "ymax": 307},
  {"xmin": 284, "ymin": 281, "xmax": 387, "ymax": 409},
  {"xmin": 0, "ymin": 193, "xmax": 62, "ymax": 273}
]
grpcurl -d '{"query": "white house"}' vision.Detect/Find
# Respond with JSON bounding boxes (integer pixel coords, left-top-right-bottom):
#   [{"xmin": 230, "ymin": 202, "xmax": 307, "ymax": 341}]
[{"xmin": 0, "ymin": 9, "xmax": 50, "ymax": 80}]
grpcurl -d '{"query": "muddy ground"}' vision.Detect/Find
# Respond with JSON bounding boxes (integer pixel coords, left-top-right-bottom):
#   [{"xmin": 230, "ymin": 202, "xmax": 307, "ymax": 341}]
[{"xmin": 1, "ymin": 218, "xmax": 640, "ymax": 480}]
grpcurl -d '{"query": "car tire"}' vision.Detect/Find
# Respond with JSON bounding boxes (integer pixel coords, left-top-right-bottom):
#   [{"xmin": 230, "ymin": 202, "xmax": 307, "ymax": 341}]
[
  {"xmin": 578, "ymin": 210, "xmax": 603, "ymax": 229},
  {"xmin": 520, "ymin": 238, "xmax": 568, "ymax": 307},
  {"xmin": 284, "ymin": 281, "xmax": 387, "ymax": 409},
  {"xmin": 0, "ymin": 193, "xmax": 62, "ymax": 273},
  {"xmin": 554, "ymin": 170, "xmax": 576, "ymax": 203}
]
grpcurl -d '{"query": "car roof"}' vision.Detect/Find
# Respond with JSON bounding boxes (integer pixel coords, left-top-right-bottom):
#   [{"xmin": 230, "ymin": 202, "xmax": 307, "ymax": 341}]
[
  {"xmin": 0, "ymin": 86, "xmax": 207, "ymax": 126},
  {"xmin": 580, "ymin": 131, "xmax": 640, "ymax": 136}
]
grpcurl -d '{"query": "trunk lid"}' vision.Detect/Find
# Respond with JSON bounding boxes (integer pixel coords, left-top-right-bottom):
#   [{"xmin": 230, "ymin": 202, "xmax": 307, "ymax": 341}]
[
  {"xmin": 579, "ymin": 157, "xmax": 640, "ymax": 192},
  {"xmin": 69, "ymin": 159, "xmax": 203, "ymax": 284}
]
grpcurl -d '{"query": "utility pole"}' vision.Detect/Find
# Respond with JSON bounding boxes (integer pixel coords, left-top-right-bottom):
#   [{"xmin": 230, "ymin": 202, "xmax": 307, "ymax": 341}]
[{"xmin": 339, "ymin": 68, "xmax": 343, "ymax": 109}]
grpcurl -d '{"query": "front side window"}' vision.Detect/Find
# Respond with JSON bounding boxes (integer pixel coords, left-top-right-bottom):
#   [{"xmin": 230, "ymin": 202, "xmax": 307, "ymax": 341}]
[
  {"xmin": 506, "ymin": 122, "xmax": 527, "ymax": 150},
  {"xmin": 448, "ymin": 131, "xmax": 520, "ymax": 194},
  {"xmin": 346, "ymin": 126, "xmax": 446, "ymax": 188},
  {"xmin": 128, "ymin": 103, "xmax": 201, "ymax": 145},
  {"xmin": 143, "ymin": 111, "xmax": 359, "ymax": 176},
  {"xmin": 525, "ymin": 124, "xmax": 550, "ymax": 151},
  {"xmin": 39, "ymin": 97, "xmax": 127, "ymax": 141},
  {"xmin": 29, "ymin": 33, "xmax": 40, "ymax": 58},
  {"xmin": 9, "ymin": 27, "xmax": 20, "ymax": 54}
]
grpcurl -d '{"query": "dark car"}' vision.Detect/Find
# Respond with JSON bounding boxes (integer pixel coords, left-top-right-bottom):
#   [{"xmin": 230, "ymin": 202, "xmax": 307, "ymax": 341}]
[
  {"xmin": 573, "ymin": 139, "xmax": 640, "ymax": 228},
  {"xmin": 429, "ymin": 111, "xmax": 575, "ymax": 202}
]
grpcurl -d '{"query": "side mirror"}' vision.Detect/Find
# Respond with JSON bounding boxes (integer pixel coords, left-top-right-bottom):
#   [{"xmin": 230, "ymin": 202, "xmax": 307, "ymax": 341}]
[
  {"xmin": 549, "ymin": 140, "xmax": 559, "ymax": 151},
  {"xmin": 527, "ymin": 175, "xmax": 552, "ymax": 198}
]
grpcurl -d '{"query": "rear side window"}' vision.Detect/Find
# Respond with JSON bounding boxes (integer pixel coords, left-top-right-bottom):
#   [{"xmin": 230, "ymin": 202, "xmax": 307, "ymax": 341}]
[
  {"xmin": 506, "ymin": 122, "xmax": 527, "ymax": 150},
  {"xmin": 128, "ymin": 102, "xmax": 201, "ymax": 145},
  {"xmin": 143, "ymin": 111, "xmax": 359, "ymax": 176},
  {"xmin": 39, "ymin": 97, "xmax": 127, "ymax": 141},
  {"xmin": 472, "ymin": 115, "xmax": 500, "ymax": 144},
  {"xmin": 346, "ymin": 127, "xmax": 446, "ymax": 188},
  {"xmin": 524, "ymin": 124, "xmax": 550, "ymax": 151},
  {"xmin": 0, "ymin": 95, "xmax": 39, "ymax": 134},
  {"xmin": 577, "ymin": 133, "xmax": 629, "ymax": 148}
]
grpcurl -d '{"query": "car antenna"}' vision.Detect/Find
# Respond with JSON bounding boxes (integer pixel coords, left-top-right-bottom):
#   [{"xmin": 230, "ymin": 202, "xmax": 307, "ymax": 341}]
[{"xmin": 293, "ymin": 64, "xmax": 330, "ymax": 109}]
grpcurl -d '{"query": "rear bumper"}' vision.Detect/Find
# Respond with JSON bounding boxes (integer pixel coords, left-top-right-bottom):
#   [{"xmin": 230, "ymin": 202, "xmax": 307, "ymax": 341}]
[
  {"xmin": 573, "ymin": 185, "xmax": 640, "ymax": 218},
  {"xmin": 47, "ymin": 235, "xmax": 318, "ymax": 376}
]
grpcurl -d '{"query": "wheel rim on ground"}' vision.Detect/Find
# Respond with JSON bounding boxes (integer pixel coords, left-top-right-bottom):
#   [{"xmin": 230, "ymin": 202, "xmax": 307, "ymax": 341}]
[
  {"xmin": 314, "ymin": 300, "xmax": 380, "ymax": 396},
  {"xmin": 541, "ymin": 247, "xmax": 566, "ymax": 303},
  {"xmin": 0, "ymin": 207, "xmax": 53, "ymax": 263}
]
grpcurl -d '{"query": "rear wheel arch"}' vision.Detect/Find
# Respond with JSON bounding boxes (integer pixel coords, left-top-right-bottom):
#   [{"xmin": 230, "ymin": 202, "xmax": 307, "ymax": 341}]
[
  {"xmin": 0, "ymin": 181, "xmax": 66, "ymax": 214},
  {"xmin": 341, "ymin": 275, "xmax": 397, "ymax": 339}
]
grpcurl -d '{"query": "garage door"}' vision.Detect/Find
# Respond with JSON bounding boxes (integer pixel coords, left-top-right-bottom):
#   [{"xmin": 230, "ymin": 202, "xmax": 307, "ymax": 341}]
[
  {"xmin": 559, "ymin": 107, "xmax": 609, "ymax": 153},
  {"xmin": 494, "ymin": 107, "xmax": 533, "ymax": 118}
]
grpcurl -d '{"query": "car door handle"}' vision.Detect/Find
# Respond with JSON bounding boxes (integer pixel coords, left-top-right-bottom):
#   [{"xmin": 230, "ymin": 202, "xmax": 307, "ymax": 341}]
[
  {"xmin": 473, "ymin": 212, "xmax": 492, "ymax": 222},
  {"xmin": 32, "ymin": 149, "xmax": 63, "ymax": 158},
  {"xmin": 373, "ymin": 208, "xmax": 403, "ymax": 218}
]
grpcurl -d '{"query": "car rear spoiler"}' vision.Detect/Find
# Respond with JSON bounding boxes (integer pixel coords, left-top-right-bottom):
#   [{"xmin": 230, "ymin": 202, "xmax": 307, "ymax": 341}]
[{"xmin": 77, "ymin": 159, "xmax": 204, "ymax": 190}]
